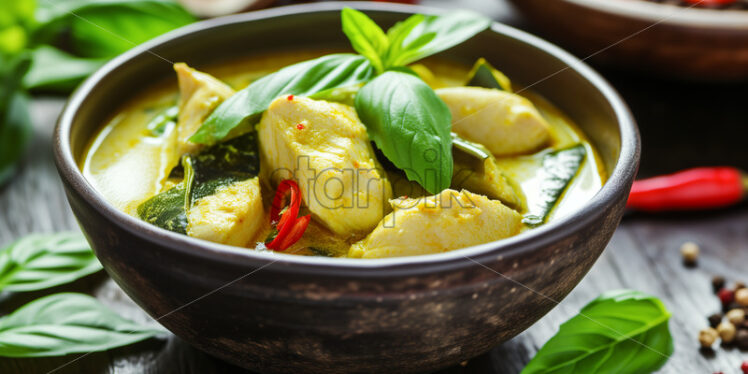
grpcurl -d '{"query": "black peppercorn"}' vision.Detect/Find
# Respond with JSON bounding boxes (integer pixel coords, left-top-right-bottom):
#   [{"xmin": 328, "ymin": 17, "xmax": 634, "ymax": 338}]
[
  {"xmin": 736, "ymin": 329, "xmax": 748, "ymax": 350},
  {"xmin": 708, "ymin": 313, "xmax": 723, "ymax": 328},
  {"xmin": 713, "ymin": 276, "xmax": 726, "ymax": 293}
]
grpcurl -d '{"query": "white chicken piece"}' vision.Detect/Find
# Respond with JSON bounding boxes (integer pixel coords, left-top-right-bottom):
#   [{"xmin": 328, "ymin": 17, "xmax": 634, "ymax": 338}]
[
  {"xmin": 186, "ymin": 177, "xmax": 265, "ymax": 246},
  {"xmin": 174, "ymin": 63, "xmax": 235, "ymax": 156},
  {"xmin": 258, "ymin": 96, "xmax": 393, "ymax": 236},
  {"xmin": 437, "ymin": 87, "xmax": 551, "ymax": 156},
  {"xmin": 349, "ymin": 189, "xmax": 522, "ymax": 259}
]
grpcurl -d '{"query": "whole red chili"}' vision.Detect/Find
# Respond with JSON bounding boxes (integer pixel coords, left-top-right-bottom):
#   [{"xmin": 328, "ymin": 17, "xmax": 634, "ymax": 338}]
[
  {"xmin": 627, "ymin": 167, "xmax": 747, "ymax": 211},
  {"xmin": 741, "ymin": 361, "xmax": 748, "ymax": 374}
]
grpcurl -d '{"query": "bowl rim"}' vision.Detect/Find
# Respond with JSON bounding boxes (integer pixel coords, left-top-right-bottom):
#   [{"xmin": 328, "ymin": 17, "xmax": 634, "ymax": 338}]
[
  {"xmin": 54, "ymin": 1, "xmax": 640, "ymax": 277},
  {"xmin": 565, "ymin": 0, "xmax": 748, "ymax": 30}
]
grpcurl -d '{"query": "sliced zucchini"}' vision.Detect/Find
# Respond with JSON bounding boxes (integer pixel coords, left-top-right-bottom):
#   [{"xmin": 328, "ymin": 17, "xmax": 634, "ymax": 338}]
[{"xmin": 523, "ymin": 144, "xmax": 587, "ymax": 227}]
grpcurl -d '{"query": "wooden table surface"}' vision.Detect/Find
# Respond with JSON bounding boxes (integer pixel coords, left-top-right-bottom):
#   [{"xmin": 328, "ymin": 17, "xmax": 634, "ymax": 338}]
[{"xmin": 1, "ymin": 0, "xmax": 746, "ymax": 373}]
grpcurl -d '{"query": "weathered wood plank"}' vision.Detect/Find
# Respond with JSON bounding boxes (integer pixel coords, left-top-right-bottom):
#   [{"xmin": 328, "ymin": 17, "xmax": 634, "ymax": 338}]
[{"xmin": 1, "ymin": 0, "xmax": 747, "ymax": 373}]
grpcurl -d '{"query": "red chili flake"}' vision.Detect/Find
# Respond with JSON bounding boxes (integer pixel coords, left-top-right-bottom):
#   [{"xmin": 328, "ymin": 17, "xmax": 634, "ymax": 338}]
[
  {"xmin": 296, "ymin": 123, "xmax": 305, "ymax": 130},
  {"xmin": 352, "ymin": 161, "xmax": 359, "ymax": 168},
  {"xmin": 287, "ymin": 94, "xmax": 294, "ymax": 101},
  {"xmin": 718, "ymin": 288, "xmax": 734, "ymax": 306}
]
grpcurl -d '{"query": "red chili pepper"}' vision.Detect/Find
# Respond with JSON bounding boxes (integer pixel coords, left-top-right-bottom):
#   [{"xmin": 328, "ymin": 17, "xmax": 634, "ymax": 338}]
[
  {"xmin": 267, "ymin": 180, "xmax": 310, "ymax": 251},
  {"xmin": 627, "ymin": 167, "xmax": 747, "ymax": 212}
]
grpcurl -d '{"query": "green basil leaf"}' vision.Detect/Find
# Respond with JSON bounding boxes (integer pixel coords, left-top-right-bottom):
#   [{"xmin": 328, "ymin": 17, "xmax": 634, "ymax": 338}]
[
  {"xmin": 33, "ymin": 0, "xmax": 195, "ymax": 58},
  {"xmin": 384, "ymin": 11, "xmax": 491, "ymax": 67},
  {"xmin": 522, "ymin": 290, "xmax": 673, "ymax": 374},
  {"xmin": 523, "ymin": 144, "xmax": 586, "ymax": 227},
  {"xmin": 0, "ymin": 293, "xmax": 163, "ymax": 357},
  {"xmin": 355, "ymin": 70, "xmax": 452, "ymax": 194},
  {"xmin": 190, "ymin": 54, "xmax": 376, "ymax": 145},
  {"xmin": 0, "ymin": 54, "xmax": 32, "ymax": 187},
  {"xmin": 0, "ymin": 232, "xmax": 102, "ymax": 292},
  {"xmin": 341, "ymin": 7, "xmax": 388, "ymax": 74},
  {"xmin": 23, "ymin": 46, "xmax": 106, "ymax": 93}
]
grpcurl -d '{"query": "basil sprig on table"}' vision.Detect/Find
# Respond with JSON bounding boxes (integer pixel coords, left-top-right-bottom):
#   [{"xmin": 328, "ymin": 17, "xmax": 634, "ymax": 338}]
[
  {"xmin": 0, "ymin": 293, "xmax": 163, "ymax": 357},
  {"xmin": 0, "ymin": 54, "xmax": 32, "ymax": 187},
  {"xmin": 0, "ymin": 232, "xmax": 102, "ymax": 292},
  {"xmin": 522, "ymin": 290, "xmax": 673, "ymax": 374},
  {"xmin": 24, "ymin": 0, "xmax": 196, "ymax": 93},
  {"xmin": 191, "ymin": 7, "xmax": 490, "ymax": 193}
]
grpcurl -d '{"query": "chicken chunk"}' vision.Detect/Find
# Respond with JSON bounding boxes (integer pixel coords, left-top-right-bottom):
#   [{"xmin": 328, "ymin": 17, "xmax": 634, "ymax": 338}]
[
  {"xmin": 186, "ymin": 177, "xmax": 265, "ymax": 246},
  {"xmin": 258, "ymin": 96, "xmax": 392, "ymax": 236},
  {"xmin": 349, "ymin": 189, "xmax": 522, "ymax": 258},
  {"xmin": 174, "ymin": 63, "xmax": 235, "ymax": 156},
  {"xmin": 437, "ymin": 87, "xmax": 551, "ymax": 156}
]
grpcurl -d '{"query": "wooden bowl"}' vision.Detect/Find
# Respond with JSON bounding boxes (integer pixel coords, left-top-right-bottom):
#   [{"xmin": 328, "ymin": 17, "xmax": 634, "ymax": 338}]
[
  {"xmin": 53, "ymin": 2, "xmax": 639, "ymax": 373},
  {"xmin": 507, "ymin": 0, "xmax": 748, "ymax": 81}
]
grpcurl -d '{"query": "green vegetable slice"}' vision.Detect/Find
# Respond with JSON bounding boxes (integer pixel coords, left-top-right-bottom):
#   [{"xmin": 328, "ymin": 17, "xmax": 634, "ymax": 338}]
[
  {"xmin": 522, "ymin": 290, "xmax": 673, "ymax": 374},
  {"xmin": 0, "ymin": 293, "xmax": 163, "ymax": 357},
  {"xmin": 523, "ymin": 144, "xmax": 586, "ymax": 226},
  {"xmin": 189, "ymin": 54, "xmax": 376, "ymax": 145},
  {"xmin": 355, "ymin": 70, "xmax": 453, "ymax": 194},
  {"xmin": 466, "ymin": 57, "xmax": 512, "ymax": 92},
  {"xmin": 0, "ymin": 232, "xmax": 102, "ymax": 292},
  {"xmin": 146, "ymin": 105, "xmax": 178, "ymax": 137},
  {"xmin": 138, "ymin": 132, "xmax": 260, "ymax": 233}
]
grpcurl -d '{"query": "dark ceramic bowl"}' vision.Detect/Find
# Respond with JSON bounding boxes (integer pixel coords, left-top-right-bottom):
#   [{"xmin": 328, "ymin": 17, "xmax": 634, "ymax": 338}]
[{"xmin": 54, "ymin": 2, "xmax": 639, "ymax": 373}]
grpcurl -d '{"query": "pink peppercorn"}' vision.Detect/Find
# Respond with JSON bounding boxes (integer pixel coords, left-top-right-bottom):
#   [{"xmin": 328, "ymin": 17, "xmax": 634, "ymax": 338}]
[{"xmin": 718, "ymin": 288, "xmax": 734, "ymax": 306}]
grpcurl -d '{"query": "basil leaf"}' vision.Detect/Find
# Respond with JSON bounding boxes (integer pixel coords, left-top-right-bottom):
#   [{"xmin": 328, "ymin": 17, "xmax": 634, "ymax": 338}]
[
  {"xmin": 0, "ymin": 54, "xmax": 32, "ymax": 187},
  {"xmin": 523, "ymin": 144, "xmax": 586, "ymax": 227},
  {"xmin": 355, "ymin": 71, "xmax": 453, "ymax": 194},
  {"xmin": 23, "ymin": 46, "xmax": 106, "ymax": 93},
  {"xmin": 0, "ymin": 293, "xmax": 163, "ymax": 357},
  {"xmin": 0, "ymin": 232, "xmax": 102, "ymax": 292},
  {"xmin": 190, "ymin": 54, "xmax": 376, "ymax": 145},
  {"xmin": 384, "ymin": 11, "xmax": 491, "ymax": 67},
  {"xmin": 0, "ymin": 0, "xmax": 35, "ymax": 55},
  {"xmin": 33, "ymin": 0, "xmax": 195, "ymax": 58},
  {"xmin": 522, "ymin": 290, "xmax": 673, "ymax": 374},
  {"xmin": 341, "ymin": 7, "xmax": 388, "ymax": 74}
]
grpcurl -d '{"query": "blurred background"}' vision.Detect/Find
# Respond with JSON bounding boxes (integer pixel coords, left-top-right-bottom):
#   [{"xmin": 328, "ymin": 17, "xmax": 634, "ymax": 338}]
[{"xmin": 0, "ymin": 0, "xmax": 746, "ymax": 373}]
